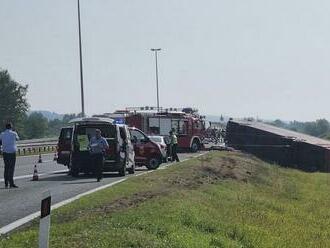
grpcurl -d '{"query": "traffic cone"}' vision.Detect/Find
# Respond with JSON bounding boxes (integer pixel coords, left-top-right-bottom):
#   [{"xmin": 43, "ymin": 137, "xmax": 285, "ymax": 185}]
[
  {"xmin": 38, "ymin": 153, "xmax": 42, "ymax": 163},
  {"xmin": 32, "ymin": 165, "xmax": 39, "ymax": 181},
  {"xmin": 53, "ymin": 152, "xmax": 58, "ymax": 161}
]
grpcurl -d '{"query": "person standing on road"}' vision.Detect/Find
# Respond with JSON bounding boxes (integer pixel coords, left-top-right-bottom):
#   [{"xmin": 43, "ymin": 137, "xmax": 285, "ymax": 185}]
[
  {"xmin": 169, "ymin": 130, "xmax": 180, "ymax": 162},
  {"xmin": 89, "ymin": 129, "xmax": 109, "ymax": 182},
  {"xmin": 164, "ymin": 135, "xmax": 171, "ymax": 161},
  {"xmin": 0, "ymin": 123, "xmax": 19, "ymax": 188}
]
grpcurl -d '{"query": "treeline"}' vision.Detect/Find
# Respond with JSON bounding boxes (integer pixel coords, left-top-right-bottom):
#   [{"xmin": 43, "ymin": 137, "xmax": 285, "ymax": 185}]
[
  {"xmin": 269, "ymin": 119, "xmax": 330, "ymax": 140},
  {"xmin": 19, "ymin": 113, "xmax": 79, "ymax": 139},
  {"xmin": 0, "ymin": 68, "xmax": 80, "ymax": 140}
]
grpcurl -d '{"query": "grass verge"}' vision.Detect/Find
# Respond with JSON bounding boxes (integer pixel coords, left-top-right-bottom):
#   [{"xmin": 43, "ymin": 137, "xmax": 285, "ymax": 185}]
[{"xmin": 1, "ymin": 151, "xmax": 330, "ymax": 247}]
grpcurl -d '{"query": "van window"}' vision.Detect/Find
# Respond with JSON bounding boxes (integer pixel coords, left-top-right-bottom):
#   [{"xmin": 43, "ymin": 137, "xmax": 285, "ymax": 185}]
[
  {"xmin": 76, "ymin": 125, "xmax": 116, "ymax": 139},
  {"xmin": 60, "ymin": 128, "xmax": 72, "ymax": 140},
  {"xmin": 130, "ymin": 129, "xmax": 147, "ymax": 143},
  {"xmin": 171, "ymin": 120, "xmax": 188, "ymax": 135},
  {"xmin": 74, "ymin": 125, "xmax": 116, "ymax": 151}
]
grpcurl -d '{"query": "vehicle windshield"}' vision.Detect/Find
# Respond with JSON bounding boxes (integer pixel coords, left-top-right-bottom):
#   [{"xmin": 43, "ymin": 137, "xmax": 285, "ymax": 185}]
[{"xmin": 149, "ymin": 136, "xmax": 163, "ymax": 143}]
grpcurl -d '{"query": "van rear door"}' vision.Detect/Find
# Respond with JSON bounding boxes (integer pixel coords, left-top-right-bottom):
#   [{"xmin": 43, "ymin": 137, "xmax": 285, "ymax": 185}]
[{"xmin": 57, "ymin": 127, "xmax": 73, "ymax": 166}]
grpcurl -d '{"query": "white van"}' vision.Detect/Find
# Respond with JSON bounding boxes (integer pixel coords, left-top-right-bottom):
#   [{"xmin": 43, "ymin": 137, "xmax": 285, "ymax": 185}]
[{"xmin": 57, "ymin": 117, "xmax": 135, "ymax": 177}]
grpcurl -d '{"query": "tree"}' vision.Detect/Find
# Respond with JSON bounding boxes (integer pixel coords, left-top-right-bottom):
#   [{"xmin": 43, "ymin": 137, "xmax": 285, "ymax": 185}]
[
  {"xmin": 315, "ymin": 119, "xmax": 330, "ymax": 137},
  {"xmin": 0, "ymin": 69, "xmax": 29, "ymax": 132},
  {"xmin": 24, "ymin": 112, "xmax": 48, "ymax": 139},
  {"xmin": 62, "ymin": 114, "xmax": 78, "ymax": 123},
  {"xmin": 272, "ymin": 119, "xmax": 286, "ymax": 128},
  {"xmin": 47, "ymin": 118, "xmax": 64, "ymax": 137}
]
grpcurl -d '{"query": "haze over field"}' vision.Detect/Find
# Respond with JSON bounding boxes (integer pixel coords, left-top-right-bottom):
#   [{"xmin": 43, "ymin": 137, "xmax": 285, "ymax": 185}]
[{"xmin": 1, "ymin": 0, "xmax": 330, "ymax": 121}]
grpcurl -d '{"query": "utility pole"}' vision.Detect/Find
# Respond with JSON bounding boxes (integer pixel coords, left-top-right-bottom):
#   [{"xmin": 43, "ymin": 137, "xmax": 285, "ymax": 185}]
[
  {"xmin": 151, "ymin": 48, "xmax": 161, "ymax": 112},
  {"xmin": 77, "ymin": 0, "xmax": 85, "ymax": 117}
]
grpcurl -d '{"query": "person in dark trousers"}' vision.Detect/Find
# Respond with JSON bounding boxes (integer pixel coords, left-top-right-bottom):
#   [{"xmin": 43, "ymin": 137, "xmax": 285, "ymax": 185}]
[
  {"xmin": 0, "ymin": 123, "xmax": 19, "ymax": 188},
  {"xmin": 169, "ymin": 130, "xmax": 180, "ymax": 162},
  {"xmin": 89, "ymin": 129, "xmax": 109, "ymax": 182},
  {"xmin": 164, "ymin": 135, "xmax": 171, "ymax": 161}
]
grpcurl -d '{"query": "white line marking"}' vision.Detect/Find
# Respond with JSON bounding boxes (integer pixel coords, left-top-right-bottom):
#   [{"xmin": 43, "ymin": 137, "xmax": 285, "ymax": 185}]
[{"xmin": 0, "ymin": 152, "xmax": 208, "ymax": 235}]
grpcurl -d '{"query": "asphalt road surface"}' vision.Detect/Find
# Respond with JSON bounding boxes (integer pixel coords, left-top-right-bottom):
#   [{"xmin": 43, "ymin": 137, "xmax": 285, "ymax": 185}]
[
  {"xmin": 0, "ymin": 152, "xmax": 205, "ymax": 229},
  {"xmin": 0, "ymin": 153, "xmax": 64, "ymax": 178}
]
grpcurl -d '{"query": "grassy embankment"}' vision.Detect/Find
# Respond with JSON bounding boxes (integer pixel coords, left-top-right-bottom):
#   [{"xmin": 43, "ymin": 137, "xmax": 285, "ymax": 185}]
[{"xmin": 1, "ymin": 151, "xmax": 330, "ymax": 247}]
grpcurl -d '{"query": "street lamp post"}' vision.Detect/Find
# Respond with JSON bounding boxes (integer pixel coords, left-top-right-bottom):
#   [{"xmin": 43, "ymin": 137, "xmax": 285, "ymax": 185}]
[
  {"xmin": 151, "ymin": 48, "xmax": 161, "ymax": 112},
  {"xmin": 77, "ymin": 0, "xmax": 85, "ymax": 117}
]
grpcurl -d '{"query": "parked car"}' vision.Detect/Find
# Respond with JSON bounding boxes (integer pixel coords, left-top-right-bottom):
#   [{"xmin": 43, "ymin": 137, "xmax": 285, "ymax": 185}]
[
  {"xmin": 57, "ymin": 117, "xmax": 135, "ymax": 177},
  {"xmin": 129, "ymin": 127, "xmax": 163, "ymax": 170},
  {"xmin": 148, "ymin": 135, "xmax": 168, "ymax": 162}
]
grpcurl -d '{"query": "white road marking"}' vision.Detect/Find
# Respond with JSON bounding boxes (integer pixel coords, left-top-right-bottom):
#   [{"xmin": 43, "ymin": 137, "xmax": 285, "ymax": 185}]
[{"xmin": 0, "ymin": 152, "xmax": 208, "ymax": 235}]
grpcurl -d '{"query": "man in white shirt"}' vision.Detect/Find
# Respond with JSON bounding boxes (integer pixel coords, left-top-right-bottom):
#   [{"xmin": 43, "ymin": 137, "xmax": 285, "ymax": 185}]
[
  {"xmin": 0, "ymin": 123, "xmax": 19, "ymax": 188},
  {"xmin": 89, "ymin": 129, "xmax": 109, "ymax": 182}
]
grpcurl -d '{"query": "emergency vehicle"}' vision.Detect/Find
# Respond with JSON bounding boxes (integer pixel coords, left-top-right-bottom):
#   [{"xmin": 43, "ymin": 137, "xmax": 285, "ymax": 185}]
[
  {"xmin": 101, "ymin": 107, "xmax": 206, "ymax": 152},
  {"xmin": 57, "ymin": 117, "xmax": 135, "ymax": 176}
]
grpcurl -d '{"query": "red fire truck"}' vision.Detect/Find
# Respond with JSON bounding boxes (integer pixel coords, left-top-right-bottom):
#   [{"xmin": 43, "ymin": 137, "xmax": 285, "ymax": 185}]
[{"xmin": 102, "ymin": 107, "xmax": 206, "ymax": 152}]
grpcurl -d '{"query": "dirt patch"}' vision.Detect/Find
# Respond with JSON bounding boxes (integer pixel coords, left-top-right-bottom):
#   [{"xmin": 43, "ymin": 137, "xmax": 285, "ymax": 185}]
[
  {"xmin": 93, "ymin": 190, "xmax": 170, "ymax": 214},
  {"xmin": 55, "ymin": 189, "xmax": 170, "ymax": 224},
  {"xmin": 167, "ymin": 152, "xmax": 257, "ymax": 189}
]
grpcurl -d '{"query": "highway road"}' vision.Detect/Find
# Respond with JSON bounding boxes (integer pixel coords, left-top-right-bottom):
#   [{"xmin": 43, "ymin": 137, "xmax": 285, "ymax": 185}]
[
  {"xmin": 0, "ymin": 152, "xmax": 206, "ymax": 229},
  {"xmin": 0, "ymin": 153, "xmax": 64, "ymax": 178}
]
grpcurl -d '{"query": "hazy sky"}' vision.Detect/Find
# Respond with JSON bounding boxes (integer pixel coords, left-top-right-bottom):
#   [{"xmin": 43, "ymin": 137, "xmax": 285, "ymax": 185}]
[{"xmin": 1, "ymin": 0, "xmax": 330, "ymax": 121}]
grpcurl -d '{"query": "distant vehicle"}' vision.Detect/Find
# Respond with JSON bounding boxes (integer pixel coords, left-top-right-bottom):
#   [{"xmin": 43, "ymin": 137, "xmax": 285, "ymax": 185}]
[
  {"xmin": 129, "ymin": 127, "xmax": 163, "ymax": 170},
  {"xmin": 102, "ymin": 106, "xmax": 206, "ymax": 152},
  {"xmin": 57, "ymin": 117, "xmax": 135, "ymax": 177},
  {"xmin": 148, "ymin": 135, "xmax": 168, "ymax": 162}
]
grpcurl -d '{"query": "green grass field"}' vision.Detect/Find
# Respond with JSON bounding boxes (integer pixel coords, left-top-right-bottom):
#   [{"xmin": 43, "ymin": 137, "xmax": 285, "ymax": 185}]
[{"xmin": 1, "ymin": 151, "xmax": 330, "ymax": 247}]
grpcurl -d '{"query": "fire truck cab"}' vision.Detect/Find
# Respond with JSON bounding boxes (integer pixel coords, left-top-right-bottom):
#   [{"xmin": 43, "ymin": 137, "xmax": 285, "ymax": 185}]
[{"xmin": 104, "ymin": 107, "xmax": 206, "ymax": 152}]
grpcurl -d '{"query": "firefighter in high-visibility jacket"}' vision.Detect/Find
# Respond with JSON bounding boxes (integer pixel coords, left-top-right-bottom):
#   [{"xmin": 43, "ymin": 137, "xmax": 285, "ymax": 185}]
[{"xmin": 169, "ymin": 130, "xmax": 180, "ymax": 162}]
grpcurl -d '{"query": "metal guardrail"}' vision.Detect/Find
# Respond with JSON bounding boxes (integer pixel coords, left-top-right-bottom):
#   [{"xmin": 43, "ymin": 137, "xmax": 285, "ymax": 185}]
[
  {"xmin": 16, "ymin": 142, "xmax": 58, "ymax": 156},
  {"xmin": 0, "ymin": 138, "xmax": 58, "ymax": 156},
  {"xmin": 17, "ymin": 137, "xmax": 58, "ymax": 145}
]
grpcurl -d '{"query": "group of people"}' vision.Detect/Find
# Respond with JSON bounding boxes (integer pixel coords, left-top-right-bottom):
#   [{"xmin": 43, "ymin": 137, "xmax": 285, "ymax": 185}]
[{"xmin": 1, "ymin": 123, "xmax": 180, "ymax": 187}]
